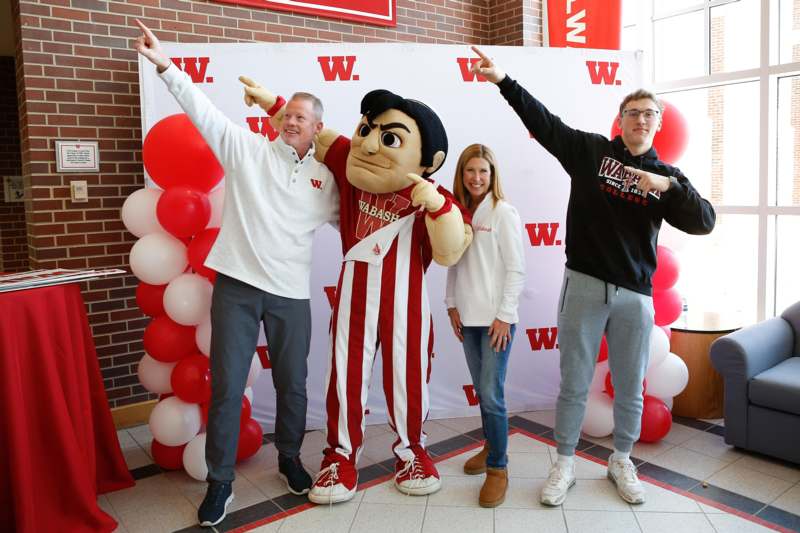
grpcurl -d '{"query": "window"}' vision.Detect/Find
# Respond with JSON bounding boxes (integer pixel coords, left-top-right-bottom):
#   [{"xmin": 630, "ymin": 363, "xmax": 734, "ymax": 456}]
[{"xmin": 624, "ymin": 0, "xmax": 800, "ymax": 321}]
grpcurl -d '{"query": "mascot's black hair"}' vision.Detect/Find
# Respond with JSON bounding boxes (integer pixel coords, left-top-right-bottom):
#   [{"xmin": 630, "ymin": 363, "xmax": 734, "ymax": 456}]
[{"xmin": 360, "ymin": 89, "xmax": 448, "ymax": 177}]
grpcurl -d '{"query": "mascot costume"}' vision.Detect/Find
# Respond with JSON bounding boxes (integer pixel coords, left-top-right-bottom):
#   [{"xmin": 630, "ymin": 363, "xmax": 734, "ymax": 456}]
[{"xmin": 242, "ymin": 79, "xmax": 473, "ymax": 503}]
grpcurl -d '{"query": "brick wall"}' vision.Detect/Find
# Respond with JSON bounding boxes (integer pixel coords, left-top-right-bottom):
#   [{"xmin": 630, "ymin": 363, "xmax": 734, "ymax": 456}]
[
  {"xmin": 12, "ymin": 0, "xmax": 543, "ymax": 408},
  {"xmin": 0, "ymin": 56, "xmax": 26, "ymax": 273}
]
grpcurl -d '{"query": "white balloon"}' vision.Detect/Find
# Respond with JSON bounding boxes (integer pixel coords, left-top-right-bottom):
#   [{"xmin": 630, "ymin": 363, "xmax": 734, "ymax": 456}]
[
  {"xmin": 244, "ymin": 386, "xmax": 254, "ymax": 404},
  {"xmin": 207, "ymin": 187, "xmax": 225, "ymax": 229},
  {"xmin": 589, "ymin": 360, "xmax": 609, "ymax": 393},
  {"xmin": 581, "ymin": 391, "xmax": 615, "ymax": 438},
  {"xmin": 129, "ymin": 232, "xmax": 188, "ymax": 285},
  {"xmin": 647, "ymin": 326, "xmax": 670, "ymax": 370},
  {"xmin": 245, "ymin": 354, "xmax": 262, "ymax": 388},
  {"xmin": 645, "ymin": 352, "xmax": 689, "ymax": 399},
  {"xmin": 148, "ymin": 396, "xmax": 202, "ymax": 447},
  {"xmin": 660, "ymin": 396, "xmax": 674, "ymax": 410},
  {"xmin": 164, "ymin": 273, "xmax": 213, "ymax": 326},
  {"xmin": 182, "ymin": 432, "xmax": 208, "ymax": 481},
  {"xmin": 137, "ymin": 353, "xmax": 176, "ymax": 394},
  {"xmin": 196, "ymin": 315, "xmax": 212, "ymax": 356},
  {"xmin": 121, "ymin": 188, "xmax": 164, "ymax": 238}
]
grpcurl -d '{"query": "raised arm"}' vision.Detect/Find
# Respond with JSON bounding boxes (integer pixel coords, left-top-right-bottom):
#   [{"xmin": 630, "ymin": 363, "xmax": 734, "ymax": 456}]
[
  {"xmin": 470, "ymin": 46, "xmax": 594, "ymax": 169},
  {"xmin": 133, "ymin": 19, "xmax": 257, "ymax": 169}
]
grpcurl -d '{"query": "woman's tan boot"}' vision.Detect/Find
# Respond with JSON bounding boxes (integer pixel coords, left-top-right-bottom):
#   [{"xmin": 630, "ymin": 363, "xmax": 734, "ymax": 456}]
[
  {"xmin": 479, "ymin": 467, "xmax": 508, "ymax": 507},
  {"xmin": 463, "ymin": 444, "xmax": 489, "ymax": 475}
]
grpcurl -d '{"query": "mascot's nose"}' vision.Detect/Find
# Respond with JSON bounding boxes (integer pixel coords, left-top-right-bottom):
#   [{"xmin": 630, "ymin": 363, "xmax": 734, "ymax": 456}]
[{"xmin": 360, "ymin": 129, "xmax": 380, "ymax": 155}]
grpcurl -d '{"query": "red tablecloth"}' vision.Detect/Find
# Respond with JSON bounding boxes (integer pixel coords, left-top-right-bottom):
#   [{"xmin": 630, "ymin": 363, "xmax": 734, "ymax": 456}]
[{"xmin": 0, "ymin": 283, "xmax": 135, "ymax": 533}]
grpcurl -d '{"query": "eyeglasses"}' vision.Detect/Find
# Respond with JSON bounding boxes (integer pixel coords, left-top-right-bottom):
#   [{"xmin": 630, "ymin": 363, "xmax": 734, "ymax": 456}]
[{"xmin": 622, "ymin": 108, "xmax": 661, "ymax": 120}]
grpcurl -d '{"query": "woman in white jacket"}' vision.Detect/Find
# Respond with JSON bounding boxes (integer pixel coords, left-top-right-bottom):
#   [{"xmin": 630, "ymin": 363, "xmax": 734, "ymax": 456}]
[{"xmin": 446, "ymin": 143, "xmax": 526, "ymax": 508}]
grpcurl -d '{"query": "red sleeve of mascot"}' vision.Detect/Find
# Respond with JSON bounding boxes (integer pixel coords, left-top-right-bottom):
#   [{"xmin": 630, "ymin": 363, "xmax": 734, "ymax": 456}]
[{"xmin": 324, "ymin": 135, "xmax": 351, "ymax": 189}]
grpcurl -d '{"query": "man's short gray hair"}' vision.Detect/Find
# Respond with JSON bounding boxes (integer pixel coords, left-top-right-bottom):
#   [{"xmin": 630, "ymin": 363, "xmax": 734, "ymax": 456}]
[{"xmin": 291, "ymin": 92, "xmax": 324, "ymax": 122}]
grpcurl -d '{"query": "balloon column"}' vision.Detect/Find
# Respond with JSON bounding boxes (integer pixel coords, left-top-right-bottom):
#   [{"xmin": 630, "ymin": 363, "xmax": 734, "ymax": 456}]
[
  {"xmin": 124, "ymin": 113, "xmax": 264, "ymax": 479},
  {"xmin": 581, "ymin": 245, "xmax": 689, "ymax": 444}
]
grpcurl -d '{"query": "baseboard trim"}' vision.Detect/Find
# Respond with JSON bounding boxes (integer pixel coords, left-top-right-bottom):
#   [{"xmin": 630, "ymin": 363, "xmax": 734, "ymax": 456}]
[{"xmin": 111, "ymin": 399, "xmax": 156, "ymax": 429}]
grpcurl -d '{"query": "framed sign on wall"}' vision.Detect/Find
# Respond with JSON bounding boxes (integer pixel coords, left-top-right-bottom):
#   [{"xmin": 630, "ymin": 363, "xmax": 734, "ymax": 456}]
[{"xmin": 210, "ymin": 0, "xmax": 396, "ymax": 27}]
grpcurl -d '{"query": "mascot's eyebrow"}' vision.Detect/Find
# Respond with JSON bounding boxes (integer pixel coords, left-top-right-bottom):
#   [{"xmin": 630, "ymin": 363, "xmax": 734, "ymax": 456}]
[{"xmin": 378, "ymin": 122, "xmax": 411, "ymax": 133}]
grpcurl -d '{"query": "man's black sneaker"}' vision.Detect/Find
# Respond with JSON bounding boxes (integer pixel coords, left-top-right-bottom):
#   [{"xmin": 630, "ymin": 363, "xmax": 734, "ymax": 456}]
[
  {"xmin": 278, "ymin": 455, "xmax": 312, "ymax": 495},
  {"xmin": 198, "ymin": 480, "xmax": 234, "ymax": 527}
]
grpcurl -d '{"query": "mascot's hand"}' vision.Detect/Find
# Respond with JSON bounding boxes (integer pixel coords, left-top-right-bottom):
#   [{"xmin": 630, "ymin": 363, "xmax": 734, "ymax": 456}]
[
  {"xmin": 408, "ymin": 173, "xmax": 445, "ymax": 213},
  {"xmin": 238, "ymin": 76, "xmax": 277, "ymax": 113}
]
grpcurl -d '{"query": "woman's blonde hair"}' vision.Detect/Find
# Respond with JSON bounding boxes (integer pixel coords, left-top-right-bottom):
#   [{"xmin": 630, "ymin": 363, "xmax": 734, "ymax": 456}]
[{"xmin": 452, "ymin": 143, "xmax": 504, "ymax": 210}]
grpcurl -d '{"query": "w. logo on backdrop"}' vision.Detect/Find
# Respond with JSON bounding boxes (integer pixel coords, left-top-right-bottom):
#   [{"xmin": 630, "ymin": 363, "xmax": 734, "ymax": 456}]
[
  {"xmin": 456, "ymin": 57, "xmax": 487, "ymax": 82},
  {"xmin": 462, "ymin": 385, "xmax": 479, "ymax": 406},
  {"xmin": 527, "ymin": 327, "xmax": 559, "ymax": 351},
  {"xmin": 318, "ymin": 56, "xmax": 359, "ymax": 81},
  {"xmin": 171, "ymin": 57, "xmax": 213, "ymax": 83},
  {"xmin": 525, "ymin": 222, "xmax": 562, "ymax": 247},
  {"xmin": 585, "ymin": 61, "xmax": 621, "ymax": 86}
]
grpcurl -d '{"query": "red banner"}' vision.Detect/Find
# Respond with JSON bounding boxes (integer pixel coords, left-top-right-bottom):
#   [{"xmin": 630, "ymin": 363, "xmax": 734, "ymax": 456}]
[
  {"xmin": 547, "ymin": 0, "xmax": 621, "ymax": 50},
  {"xmin": 211, "ymin": 0, "xmax": 395, "ymax": 27}
]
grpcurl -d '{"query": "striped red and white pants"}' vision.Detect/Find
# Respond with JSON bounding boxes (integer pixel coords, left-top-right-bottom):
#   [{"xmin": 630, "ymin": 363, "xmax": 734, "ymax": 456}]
[{"xmin": 324, "ymin": 220, "xmax": 433, "ymax": 464}]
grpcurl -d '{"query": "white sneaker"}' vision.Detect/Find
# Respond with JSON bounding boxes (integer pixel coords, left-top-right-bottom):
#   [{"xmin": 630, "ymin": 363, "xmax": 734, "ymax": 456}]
[
  {"xmin": 607, "ymin": 457, "xmax": 646, "ymax": 504},
  {"xmin": 539, "ymin": 463, "xmax": 576, "ymax": 506}
]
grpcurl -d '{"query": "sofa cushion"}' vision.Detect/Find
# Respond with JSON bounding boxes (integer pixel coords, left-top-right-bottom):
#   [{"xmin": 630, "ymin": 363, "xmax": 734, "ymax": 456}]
[{"xmin": 749, "ymin": 357, "xmax": 800, "ymax": 416}]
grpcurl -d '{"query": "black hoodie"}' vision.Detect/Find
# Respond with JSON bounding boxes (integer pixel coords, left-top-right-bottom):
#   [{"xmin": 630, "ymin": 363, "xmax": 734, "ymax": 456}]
[{"xmin": 497, "ymin": 75, "xmax": 716, "ymax": 296}]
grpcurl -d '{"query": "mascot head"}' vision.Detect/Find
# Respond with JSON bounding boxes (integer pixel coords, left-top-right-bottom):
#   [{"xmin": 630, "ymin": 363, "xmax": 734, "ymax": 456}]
[{"xmin": 346, "ymin": 89, "xmax": 448, "ymax": 194}]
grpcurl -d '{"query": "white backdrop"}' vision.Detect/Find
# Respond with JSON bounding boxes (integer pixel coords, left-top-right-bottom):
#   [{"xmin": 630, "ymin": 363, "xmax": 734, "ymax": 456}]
[{"xmin": 139, "ymin": 44, "xmax": 642, "ymax": 432}]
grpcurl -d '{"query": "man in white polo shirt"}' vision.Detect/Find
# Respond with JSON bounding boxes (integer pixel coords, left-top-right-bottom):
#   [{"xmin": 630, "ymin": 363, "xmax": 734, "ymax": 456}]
[{"xmin": 134, "ymin": 21, "xmax": 339, "ymax": 527}]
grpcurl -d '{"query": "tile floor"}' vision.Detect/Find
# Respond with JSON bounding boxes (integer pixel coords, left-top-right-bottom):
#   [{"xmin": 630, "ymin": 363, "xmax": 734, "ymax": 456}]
[{"xmin": 102, "ymin": 411, "xmax": 800, "ymax": 533}]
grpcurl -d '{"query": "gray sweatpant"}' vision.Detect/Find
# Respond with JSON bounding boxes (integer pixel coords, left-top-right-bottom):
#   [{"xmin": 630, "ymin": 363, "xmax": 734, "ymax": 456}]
[
  {"xmin": 554, "ymin": 268, "xmax": 654, "ymax": 456},
  {"xmin": 205, "ymin": 273, "xmax": 312, "ymax": 482}
]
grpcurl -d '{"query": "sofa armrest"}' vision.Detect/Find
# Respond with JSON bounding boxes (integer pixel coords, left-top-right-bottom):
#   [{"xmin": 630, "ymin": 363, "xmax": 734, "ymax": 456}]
[
  {"xmin": 709, "ymin": 317, "xmax": 793, "ymax": 448},
  {"xmin": 710, "ymin": 317, "xmax": 793, "ymax": 380}
]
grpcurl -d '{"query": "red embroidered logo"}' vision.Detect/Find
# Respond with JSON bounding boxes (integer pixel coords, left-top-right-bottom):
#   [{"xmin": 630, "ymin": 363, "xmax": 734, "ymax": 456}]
[
  {"xmin": 170, "ymin": 57, "xmax": 212, "ymax": 83},
  {"xmin": 310, "ymin": 178, "xmax": 323, "ymax": 190},
  {"xmin": 355, "ymin": 191, "xmax": 412, "ymax": 239},
  {"xmin": 318, "ymin": 56, "xmax": 359, "ymax": 81},
  {"xmin": 372, "ymin": 243, "xmax": 381, "ymax": 255}
]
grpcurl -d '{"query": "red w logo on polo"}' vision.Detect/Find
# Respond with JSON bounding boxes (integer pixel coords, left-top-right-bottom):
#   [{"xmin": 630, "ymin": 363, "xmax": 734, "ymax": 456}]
[
  {"xmin": 310, "ymin": 178, "xmax": 323, "ymax": 190},
  {"xmin": 585, "ymin": 61, "xmax": 621, "ymax": 85},
  {"xmin": 525, "ymin": 223, "xmax": 561, "ymax": 246},
  {"xmin": 318, "ymin": 56, "xmax": 359, "ymax": 81},
  {"xmin": 456, "ymin": 58, "xmax": 487, "ymax": 82},
  {"xmin": 527, "ymin": 327, "xmax": 559, "ymax": 351},
  {"xmin": 245, "ymin": 117, "xmax": 279, "ymax": 141},
  {"xmin": 170, "ymin": 57, "xmax": 212, "ymax": 83},
  {"xmin": 462, "ymin": 384, "xmax": 479, "ymax": 406},
  {"xmin": 256, "ymin": 345, "xmax": 271, "ymax": 369}
]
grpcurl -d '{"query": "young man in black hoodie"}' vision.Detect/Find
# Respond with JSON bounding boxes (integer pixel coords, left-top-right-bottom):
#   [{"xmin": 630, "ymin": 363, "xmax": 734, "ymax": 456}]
[{"xmin": 468, "ymin": 46, "xmax": 715, "ymax": 506}]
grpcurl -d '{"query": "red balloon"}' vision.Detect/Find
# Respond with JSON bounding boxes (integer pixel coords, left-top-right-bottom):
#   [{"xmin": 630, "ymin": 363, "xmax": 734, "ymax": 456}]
[
  {"xmin": 639, "ymin": 395, "xmax": 672, "ymax": 443},
  {"xmin": 653, "ymin": 245, "xmax": 680, "ymax": 291},
  {"xmin": 156, "ymin": 187, "xmax": 211, "ymax": 239},
  {"xmin": 136, "ymin": 281, "xmax": 167, "ymax": 317},
  {"xmin": 143, "ymin": 315, "xmax": 197, "ymax": 363},
  {"xmin": 143, "ymin": 114, "xmax": 224, "ymax": 193},
  {"xmin": 609, "ymin": 99, "xmax": 689, "ymax": 164},
  {"xmin": 653, "ymin": 287, "xmax": 682, "ymax": 326},
  {"xmin": 188, "ymin": 228, "xmax": 220, "ymax": 282},
  {"xmin": 236, "ymin": 418, "xmax": 263, "ymax": 461},
  {"xmin": 171, "ymin": 353, "xmax": 212, "ymax": 404},
  {"xmin": 597, "ymin": 335, "xmax": 609, "ymax": 362},
  {"xmin": 151, "ymin": 439, "xmax": 186, "ymax": 470},
  {"xmin": 201, "ymin": 395, "xmax": 251, "ymax": 425},
  {"xmin": 604, "ymin": 372, "xmax": 647, "ymax": 398}
]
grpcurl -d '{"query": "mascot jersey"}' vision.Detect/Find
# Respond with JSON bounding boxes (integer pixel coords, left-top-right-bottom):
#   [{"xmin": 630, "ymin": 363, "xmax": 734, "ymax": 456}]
[{"xmin": 322, "ymin": 135, "xmax": 468, "ymax": 463}]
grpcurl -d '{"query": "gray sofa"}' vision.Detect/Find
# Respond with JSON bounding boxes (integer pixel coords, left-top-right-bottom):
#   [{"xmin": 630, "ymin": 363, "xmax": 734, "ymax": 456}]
[{"xmin": 710, "ymin": 301, "xmax": 800, "ymax": 465}]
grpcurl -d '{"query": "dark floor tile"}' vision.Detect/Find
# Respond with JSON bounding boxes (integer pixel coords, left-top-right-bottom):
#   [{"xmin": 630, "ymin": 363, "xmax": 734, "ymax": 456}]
[
  {"xmin": 463, "ymin": 428, "xmax": 485, "ymax": 441},
  {"xmin": 756, "ymin": 505, "xmax": 800, "ymax": 532},
  {"xmin": 582, "ymin": 444, "xmax": 613, "ymax": 462},
  {"xmin": 358, "ymin": 462, "xmax": 393, "ymax": 484},
  {"xmin": 688, "ymin": 483, "xmax": 764, "ymax": 515},
  {"xmin": 427, "ymin": 434, "xmax": 476, "ymax": 457},
  {"xmin": 706, "ymin": 424, "xmax": 726, "ymax": 437},
  {"xmin": 173, "ymin": 499, "xmax": 283, "ymax": 533},
  {"xmin": 672, "ymin": 416, "xmax": 713, "ymax": 431},
  {"xmin": 129, "ymin": 463, "xmax": 162, "ymax": 480},
  {"xmin": 272, "ymin": 492, "xmax": 310, "ymax": 512},
  {"xmin": 508, "ymin": 416, "xmax": 551, "ymax": 435},
  {"xmin": 636, "ymin": 462, "xmax": 700, "ymax": 491}
]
